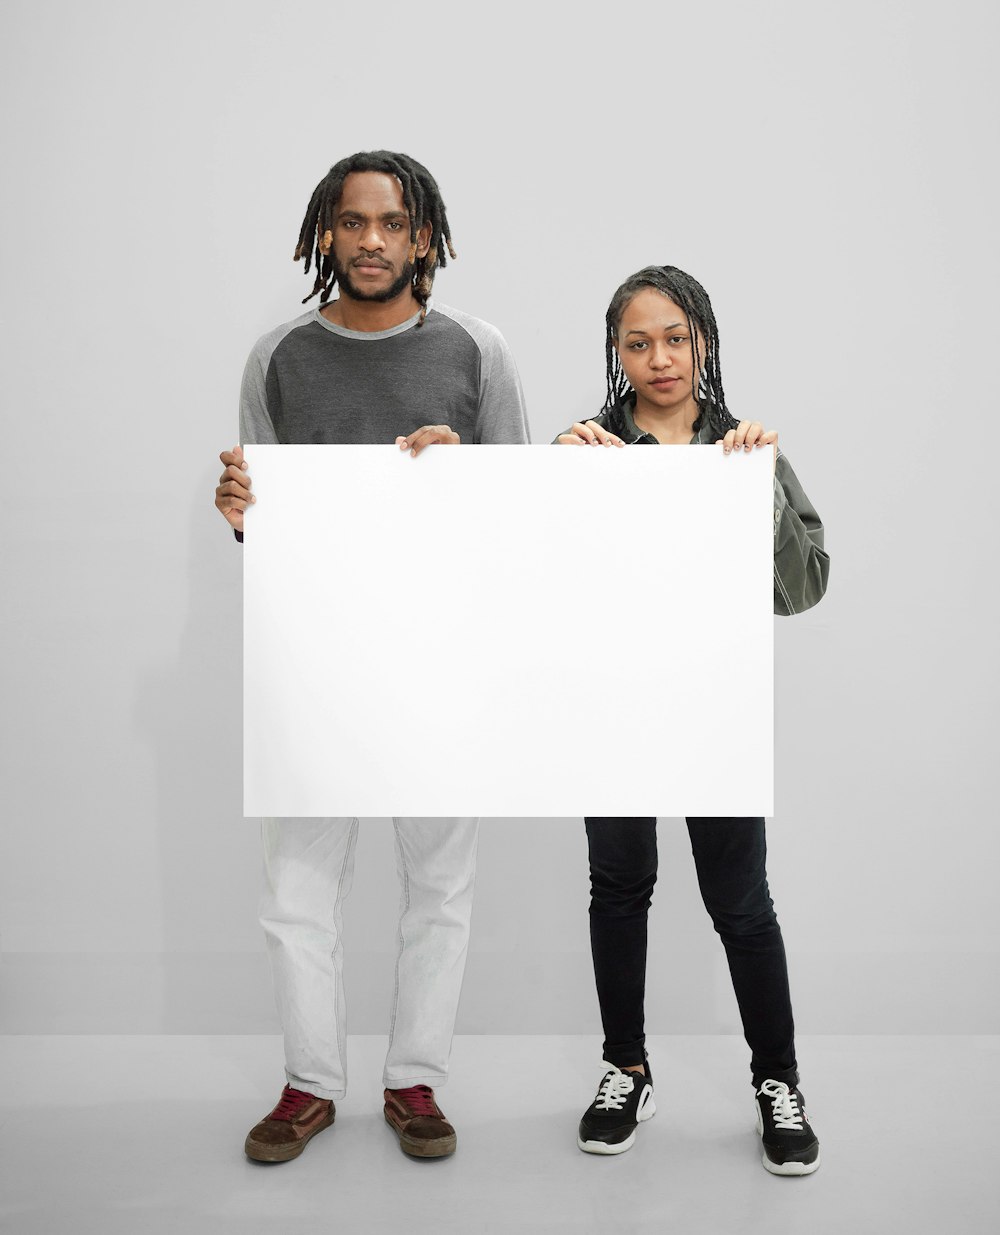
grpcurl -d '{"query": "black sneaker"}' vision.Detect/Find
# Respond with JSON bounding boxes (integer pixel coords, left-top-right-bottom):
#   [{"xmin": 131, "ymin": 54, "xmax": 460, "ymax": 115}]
[
  {"xmin": 577, "ymin": 1061, "xmax": 656, "ymax": 1155},
  {"xmin": 754, "ymin": 1079, "xmax": 820, "ymax": 1175}
]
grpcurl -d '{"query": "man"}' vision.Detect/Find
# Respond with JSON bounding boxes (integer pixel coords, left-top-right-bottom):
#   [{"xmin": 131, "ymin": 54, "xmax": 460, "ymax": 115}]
[{"xmin": 215, "ymin": 150, "xmax": 530, "ymax": 1163}]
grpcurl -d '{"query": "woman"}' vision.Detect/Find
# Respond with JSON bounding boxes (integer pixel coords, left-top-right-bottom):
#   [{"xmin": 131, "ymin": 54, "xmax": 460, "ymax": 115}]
[{"xmin": 555, "ymin": 265, "xmax": 829, "ymax": 1176}]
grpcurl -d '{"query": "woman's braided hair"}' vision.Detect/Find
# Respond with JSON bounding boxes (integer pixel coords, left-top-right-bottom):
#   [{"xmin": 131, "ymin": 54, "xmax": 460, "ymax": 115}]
[{"xmin": 605, "ymin": 265, "xmax": 739, "ymax": 437}]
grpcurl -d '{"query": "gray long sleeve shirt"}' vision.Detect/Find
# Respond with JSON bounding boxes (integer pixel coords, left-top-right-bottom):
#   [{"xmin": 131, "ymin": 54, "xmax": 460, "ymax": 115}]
[{"xmin": 239, "ymin": 299, "xmax": 531, "ymax": 447}]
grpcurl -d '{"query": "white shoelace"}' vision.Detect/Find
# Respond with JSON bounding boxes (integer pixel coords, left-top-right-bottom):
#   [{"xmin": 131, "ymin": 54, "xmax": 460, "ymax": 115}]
[
  {"xmin": 593, "ymin": 1063, "xmax": 636, "ymax": 1111},
  {"xmin": 759, "ymin": 1079, "xmax": 803, "ymax": 1130}
]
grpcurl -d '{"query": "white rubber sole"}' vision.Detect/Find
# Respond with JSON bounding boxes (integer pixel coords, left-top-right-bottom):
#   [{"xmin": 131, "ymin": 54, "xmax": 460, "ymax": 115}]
[
  {"xmin": 761, "ymin": 1151, "xmax": 821, "ymax": 1177},
  {"xmin": 578, "ymin": 1092, "xmax": 656, "ymax": 1155},
  {"xmin": 755, "ymin": 1106, "xmax": 820, "ymax": 1175}
]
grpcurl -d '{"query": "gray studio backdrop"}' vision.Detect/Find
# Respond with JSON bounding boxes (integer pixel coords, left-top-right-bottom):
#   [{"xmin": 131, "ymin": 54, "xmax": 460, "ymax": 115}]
[{"xmin": 2, "ymin": 0, "xmax": 997, "ymax": 1038}]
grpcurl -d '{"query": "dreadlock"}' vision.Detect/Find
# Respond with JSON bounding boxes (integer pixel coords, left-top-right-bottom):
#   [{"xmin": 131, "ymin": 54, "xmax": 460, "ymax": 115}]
[
  {"xmin": 604, "ymin": 265, "xmax": 739, "ymax": 438},
  {"xmin": 293, "ymin": 150, "xmax": 456, "ymax": 325}
]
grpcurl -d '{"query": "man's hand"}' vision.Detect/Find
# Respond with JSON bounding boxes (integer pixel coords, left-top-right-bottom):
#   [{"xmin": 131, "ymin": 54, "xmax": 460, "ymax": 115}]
[
  {"xmin": 215, "ymin": 445, "xmax": 254, "ymax": 532},
  {"xmin": 396, "ymin": 425, "xmax": 460, "ymax": 457},
  {"xmin": 717, "ymin": 421, "xmax": 778, "ymax": 454},
  {"xmin": 556, "ymin": 421, "xmax": 625, "ymax": 446}
]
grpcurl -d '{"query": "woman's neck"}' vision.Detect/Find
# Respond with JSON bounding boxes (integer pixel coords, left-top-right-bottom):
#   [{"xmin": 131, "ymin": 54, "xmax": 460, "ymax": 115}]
[{"xmin": 632, "ymin": 394, "xmax": 699, "ymax": 445}]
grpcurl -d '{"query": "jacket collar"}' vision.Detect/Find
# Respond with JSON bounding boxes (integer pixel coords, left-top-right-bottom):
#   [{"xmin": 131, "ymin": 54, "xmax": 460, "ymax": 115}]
[{"xmin": 612, "ymin": 394, "xmax": 713, "ymax": 445}]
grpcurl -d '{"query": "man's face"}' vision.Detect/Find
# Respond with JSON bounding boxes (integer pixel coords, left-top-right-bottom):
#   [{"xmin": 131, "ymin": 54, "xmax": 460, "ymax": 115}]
[{"xmin": 330, "ymin": 171, "xmax": 431, "ymax": 304}]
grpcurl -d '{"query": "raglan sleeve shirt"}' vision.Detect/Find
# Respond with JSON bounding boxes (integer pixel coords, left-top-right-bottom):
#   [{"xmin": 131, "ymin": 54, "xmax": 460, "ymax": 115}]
[{"xmin": 231, "ymin": 306, "xmax": 529, "ymax": 541}]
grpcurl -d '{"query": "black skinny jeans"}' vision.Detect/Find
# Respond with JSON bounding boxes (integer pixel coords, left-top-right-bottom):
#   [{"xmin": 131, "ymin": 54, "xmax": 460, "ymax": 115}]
[{"xmin": 586, "ymin": 817, "xmax": 798, "ymax": 1087}]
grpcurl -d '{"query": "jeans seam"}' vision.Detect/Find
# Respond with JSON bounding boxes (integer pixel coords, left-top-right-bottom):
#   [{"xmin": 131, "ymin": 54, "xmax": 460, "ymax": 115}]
[
  {"xmin": 331, "ymin": 817, "xmax": 359, "ymax": 1087},
  {"xmin": 386, "ymin": 817, "xmax": 410, "ymax": 1061}
]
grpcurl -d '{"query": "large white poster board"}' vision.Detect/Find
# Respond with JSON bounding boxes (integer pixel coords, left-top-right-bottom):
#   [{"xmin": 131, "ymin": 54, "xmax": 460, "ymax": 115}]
[{"xmin": 243, "ymin": 446, "xmax": 773, "ymax": 818}]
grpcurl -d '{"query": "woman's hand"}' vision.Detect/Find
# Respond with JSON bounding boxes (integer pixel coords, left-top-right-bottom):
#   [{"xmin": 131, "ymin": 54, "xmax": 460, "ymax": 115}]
[
  {"xmin": 718, "ymin": 421, "xmax": 778, "ymax": 454},
  {"xmin": 556, "ymin": 421, "xmax": 625, "ymax": 446}
]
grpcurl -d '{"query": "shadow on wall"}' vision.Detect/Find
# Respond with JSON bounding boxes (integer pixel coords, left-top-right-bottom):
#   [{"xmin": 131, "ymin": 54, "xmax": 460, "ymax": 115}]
[{"xmin": 133, "ymin": 463, "xmax": 271, "ymax": 1033}]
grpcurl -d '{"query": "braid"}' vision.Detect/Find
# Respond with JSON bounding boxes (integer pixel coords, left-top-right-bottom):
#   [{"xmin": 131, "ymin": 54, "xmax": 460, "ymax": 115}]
[
  {"xmin": 293, "ymin": 150, "xmax": 455, "ymax": 324},
  {"xmin": 604, "ymin": 265, "xmax": 739, "ymax": 437}
]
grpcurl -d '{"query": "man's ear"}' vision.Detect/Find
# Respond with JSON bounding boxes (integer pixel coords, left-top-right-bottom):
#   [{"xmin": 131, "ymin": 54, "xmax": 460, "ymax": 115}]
[{"xmin": 415, "ymin": 220, "xmax": 432, "ymax": 260}]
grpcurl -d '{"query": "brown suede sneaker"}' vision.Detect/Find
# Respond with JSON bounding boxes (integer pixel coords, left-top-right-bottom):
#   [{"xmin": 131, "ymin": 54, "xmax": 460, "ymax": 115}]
[
  {"xmin": 383, "ymin": 1085, "xmax": 457, "ymax": 1158},
  {"xmin": 245, "ymin": 1084, "xmax": 335, "ymax": 1162}
]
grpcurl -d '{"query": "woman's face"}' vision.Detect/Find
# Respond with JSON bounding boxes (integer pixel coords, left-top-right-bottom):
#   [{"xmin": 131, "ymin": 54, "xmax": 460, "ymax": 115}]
[{"xmin": 615, "ymin": 287, "xmax": 703, "ymax": 412}]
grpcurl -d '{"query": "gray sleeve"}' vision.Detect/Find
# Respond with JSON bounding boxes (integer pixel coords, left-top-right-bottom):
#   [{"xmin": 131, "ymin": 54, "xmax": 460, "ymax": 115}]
[
  {"xmin": 239, "ymin": 313, "xmax": 312, "ymax": 445},
  {"xmin": 772, "ymin": 452, "xmax": 830, "ymax": 616},
  {"xmin": 239, "ymin": 343, "xmax": 278, "ymax": 446},
  {"xmin": 430, "ymin": 304, "xmax": 531, "ymax": 444},
  {"xmin": 232, "ymin": 347, "xmax": 270, "ymax": 543},
  {"xmin": 475, "ymin": 326, "xmax": 531, "ymax": 444},
  {"xmin": 235, "ymin": 319, "xmax": 305, "ymax": 542}
]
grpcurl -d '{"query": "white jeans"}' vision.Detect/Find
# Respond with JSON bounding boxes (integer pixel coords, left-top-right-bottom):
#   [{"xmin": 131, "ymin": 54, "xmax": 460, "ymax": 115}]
[{"xmin": 259, "ymin": 817, "xmax": 479, "ymax": 1100}]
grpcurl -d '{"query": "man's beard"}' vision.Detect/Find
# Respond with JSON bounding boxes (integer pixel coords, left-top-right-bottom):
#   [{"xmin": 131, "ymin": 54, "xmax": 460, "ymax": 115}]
[{"xmin": 333, "ymin": 255, "xmax": 416, "ymax": 303}]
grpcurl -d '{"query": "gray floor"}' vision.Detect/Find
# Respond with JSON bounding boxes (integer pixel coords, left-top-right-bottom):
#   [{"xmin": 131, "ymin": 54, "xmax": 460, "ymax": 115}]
[{"xmin": 1, "ymin": 1035, "xmax": 996, "ymax": 1234}]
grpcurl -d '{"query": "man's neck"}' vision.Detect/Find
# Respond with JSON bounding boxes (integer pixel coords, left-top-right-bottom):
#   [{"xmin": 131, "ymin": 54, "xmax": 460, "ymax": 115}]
[{"xmin": 320, "ymin": 291, "xmax": 424, "ymax": 333}]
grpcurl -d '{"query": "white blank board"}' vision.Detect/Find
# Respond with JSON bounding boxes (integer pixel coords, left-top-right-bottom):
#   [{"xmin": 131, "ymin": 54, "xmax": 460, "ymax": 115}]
[{"xmin": 243, "ymin": 445, "xmax": 773, "ymax": 817}]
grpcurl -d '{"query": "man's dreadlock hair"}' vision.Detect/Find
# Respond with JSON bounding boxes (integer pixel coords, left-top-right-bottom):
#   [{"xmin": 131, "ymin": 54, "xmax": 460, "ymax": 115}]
[
  {"xmin": 293, "ymin": 150, "xmax": 455, "ymax": 325},
  {"xmin": 605, "ymin": 265, "xmax": 739, "ymax": 438}
]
